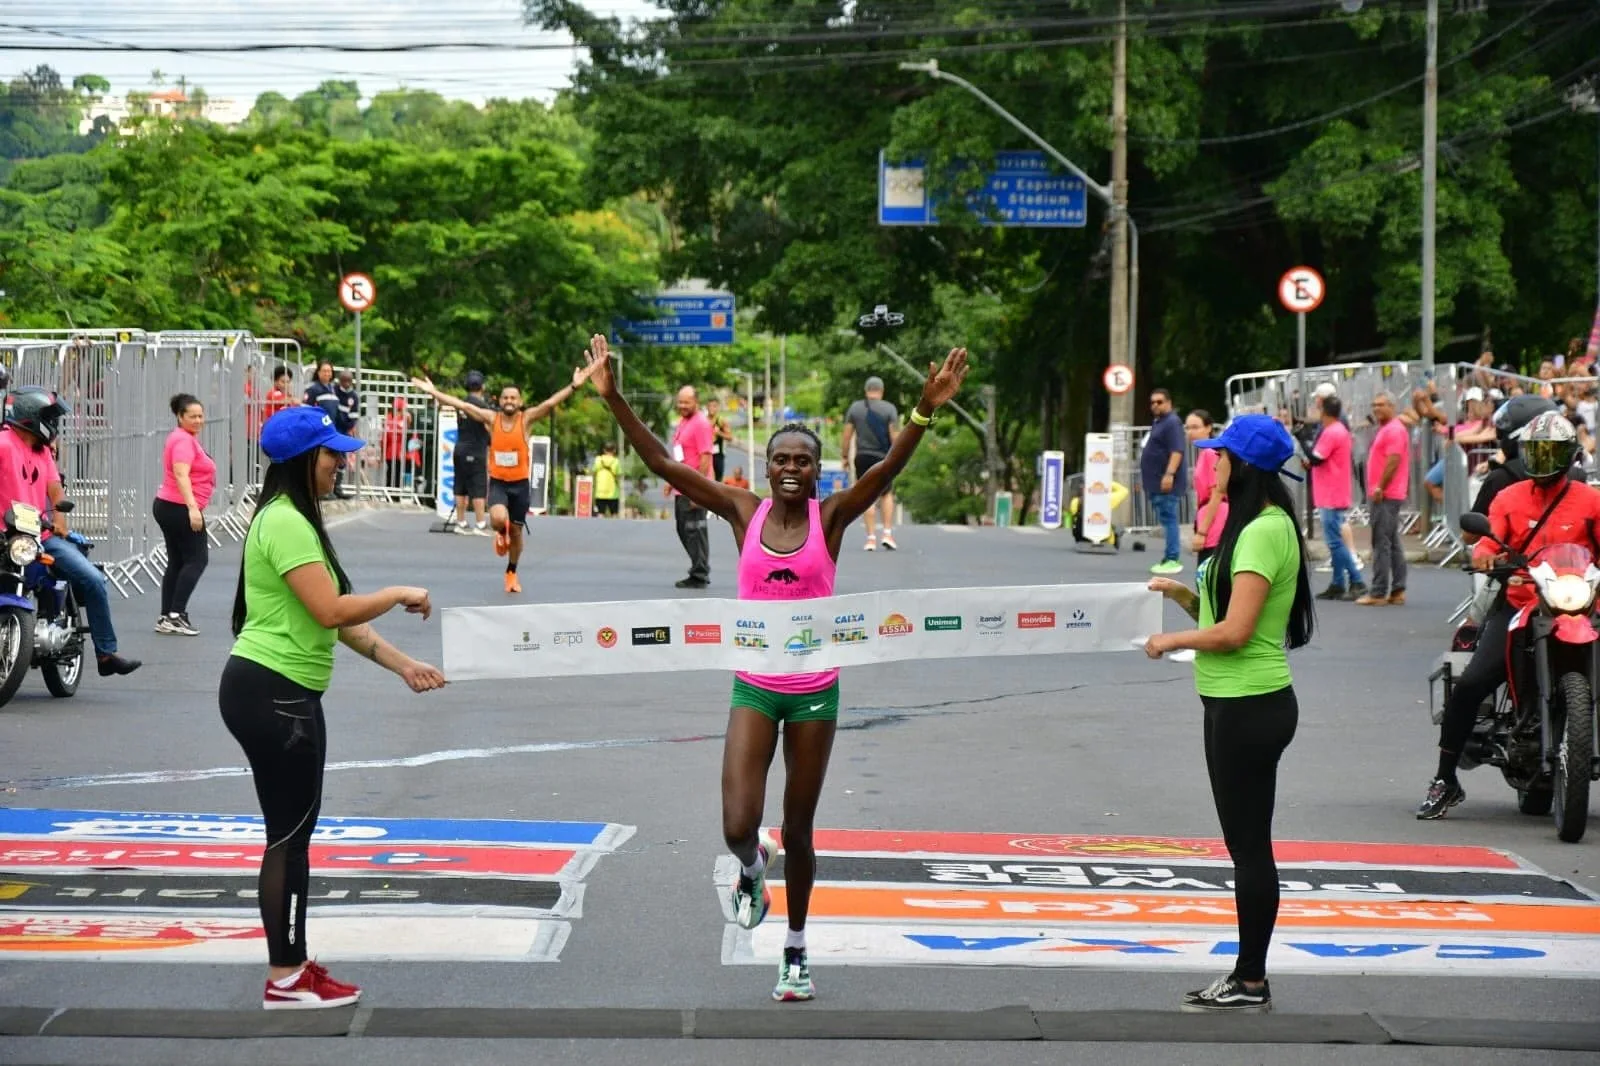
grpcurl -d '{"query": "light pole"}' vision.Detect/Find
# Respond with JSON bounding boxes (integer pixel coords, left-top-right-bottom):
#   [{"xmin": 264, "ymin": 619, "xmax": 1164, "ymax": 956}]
[
  {"xmin": 1573, "ymin": 77, "xmax": 1600, "ymax": 318},
  {"xmin": 1420, "ymin": 0, "xmax": 1439, "ymax": 370}
]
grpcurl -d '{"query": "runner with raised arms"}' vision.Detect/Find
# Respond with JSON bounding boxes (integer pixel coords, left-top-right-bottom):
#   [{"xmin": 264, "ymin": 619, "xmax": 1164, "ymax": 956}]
[{"xmin": 582, "ymin": 333, "xmax": 968, "ymax": 1002}]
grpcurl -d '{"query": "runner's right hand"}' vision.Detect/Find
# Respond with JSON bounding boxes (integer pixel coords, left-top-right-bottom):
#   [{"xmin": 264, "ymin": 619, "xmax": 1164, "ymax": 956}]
[
  {"xmin": 583, "ymin": 334, "xmax": 617, "ymax": 397},
  {"xmin": 391, "ymin": 586, "xmax": 432, "ymax": 619}
]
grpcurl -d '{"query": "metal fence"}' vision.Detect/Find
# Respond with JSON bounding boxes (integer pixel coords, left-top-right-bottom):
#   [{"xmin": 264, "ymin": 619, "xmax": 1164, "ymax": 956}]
[{"xmin": 0, "ymin": 330, "xmax": 437, "ymax": 599}]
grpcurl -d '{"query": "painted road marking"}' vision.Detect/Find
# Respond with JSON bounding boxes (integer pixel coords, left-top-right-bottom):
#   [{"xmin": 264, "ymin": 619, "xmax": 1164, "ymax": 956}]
[
  {"xmin": 720, "ymin": 923, "xmax": 1600, "ymax": 978},
  {"xmin": 0, "ymin": 872, "xmax": 577, "ymax": 916},
  {"xmin": 0, "ymin": 914, "xmax": 567, "ymax": 962},
  {"xmin": 0, "ymin": 839, "xmax": 595, "ymax": 880},
  {"xmin": 0, "ymin": 809, "xmax": 635, "ymax": 850}
]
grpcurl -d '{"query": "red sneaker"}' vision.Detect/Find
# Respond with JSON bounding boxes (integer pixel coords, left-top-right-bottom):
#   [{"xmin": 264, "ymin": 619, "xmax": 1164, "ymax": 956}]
[{"xmin": 262, "ymin": 960, "xmax": 361, "ymax": 1010}]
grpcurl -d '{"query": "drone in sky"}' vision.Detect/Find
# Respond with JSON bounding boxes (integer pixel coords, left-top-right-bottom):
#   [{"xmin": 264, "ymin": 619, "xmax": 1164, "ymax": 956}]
[{"xmin": 857, "ymin": 304, "xmax": 906, "ymax": 330}]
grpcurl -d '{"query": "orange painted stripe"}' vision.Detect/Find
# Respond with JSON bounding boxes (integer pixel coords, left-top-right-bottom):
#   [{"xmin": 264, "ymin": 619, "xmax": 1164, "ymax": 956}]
[{"xmin": 767, "ymin": 886, "xmax": 1600, "ymax": 936}]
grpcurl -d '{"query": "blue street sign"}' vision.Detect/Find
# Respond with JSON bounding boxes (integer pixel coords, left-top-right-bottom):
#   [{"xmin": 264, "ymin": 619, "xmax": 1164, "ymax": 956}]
[
  {"xmin": 818, "ymin": 469, "xmax": 849, "ymax": 499},
  {"xmin": 1040, "ymin": 451, "xmax": 1065, "ymax": 530},
  {"xmin": 618, "ymin": 291, "xmax": 736, "ymax": 346},
  {"xmin": 878, "ymin": 150, "xmax": 1088, "ymax": 229}
]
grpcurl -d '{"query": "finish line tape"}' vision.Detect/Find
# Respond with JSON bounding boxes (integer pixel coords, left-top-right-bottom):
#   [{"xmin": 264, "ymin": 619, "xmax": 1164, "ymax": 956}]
[{"xmin": 441, "ymin": 583, "xmax": 1160, "ymax": 681}]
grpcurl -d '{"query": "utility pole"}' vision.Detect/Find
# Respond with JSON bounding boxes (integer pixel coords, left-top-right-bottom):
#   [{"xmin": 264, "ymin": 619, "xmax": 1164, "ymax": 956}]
[
  {"xmin": 1109, "ymin": 0, "xmax": 1134, "ymax": 509},
  {"xmin": 779, "ymin": 334, "xmax": 788, "ymax": 425},
  {"xmin": 982, "ymin": 384, "xmax": 1000, "ymax": 520},
  {"xmin": 763, "ymin": 337, "xmax": 773, "ymax": 432},
  {"xmin": 1420, "ymin": 0, "xmax": 1438, "ymax": 370}
]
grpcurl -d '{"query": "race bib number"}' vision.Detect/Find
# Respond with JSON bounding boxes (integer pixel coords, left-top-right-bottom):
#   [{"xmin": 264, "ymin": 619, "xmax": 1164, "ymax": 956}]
[
  {"xmin": 672, "ymin": 444, "xmax": 685, "ymax": 462},
  {"xmin": 494, "ymin": 451, "xmax": 519, "ymax": 468}
]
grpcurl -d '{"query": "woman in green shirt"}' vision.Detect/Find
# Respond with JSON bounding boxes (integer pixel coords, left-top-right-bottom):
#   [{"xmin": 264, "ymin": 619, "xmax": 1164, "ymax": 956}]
[
  {"xmin": 1144, "ymin": 414, "xmax": 1314, "ymax": 1015},
  {"xmin": 220, "ymin": 406, "xmax": 446, "ymax": 1010}
]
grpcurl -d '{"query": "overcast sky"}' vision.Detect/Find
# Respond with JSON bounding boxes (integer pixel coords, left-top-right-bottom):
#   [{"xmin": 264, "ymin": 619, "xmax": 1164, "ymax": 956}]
[{"xmin": 2, "ymin": 0, "xmax": 659, "ymax": 106}]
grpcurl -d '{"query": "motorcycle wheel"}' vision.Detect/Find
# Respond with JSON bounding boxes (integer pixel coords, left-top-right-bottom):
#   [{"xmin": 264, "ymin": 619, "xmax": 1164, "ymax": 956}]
[
  {"xmin": 41, "ymin": 635, "xmax": 82, "ymax": 699},
  {"xmin": 0, "ymin": 605, "xmax": 34, "ymax": 707},
  {"xmin": 1553, "ymin": 671, "xmax": 1593, "ymax": 844},
  {"xmin": 1517, "ymin": 787, "xmax": 1553, "ymax": 816}
]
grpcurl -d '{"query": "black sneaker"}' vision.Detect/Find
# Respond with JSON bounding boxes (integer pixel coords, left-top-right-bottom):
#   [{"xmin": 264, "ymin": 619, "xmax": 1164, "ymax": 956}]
[
  {"xmin": 169, "ymin": 613, "xmax": 199, "ymax": 636},
  {"xmin": 1315, "ymin": 585, "xmax": 1348, "ymax": 601},
  {"xmin": 1416, "ymin": 777, "xmax": 1465, "ymax": 819},
  {"xmin": 1345, "ymin": 581, "xmax": 1369, "ymax": 601},
  {"xmin": 1181, "ymin": 974, "xmax": 1271, "ymax": 1013},
  {"xmin": 675, "ymin": 577, "xmax": 709, "ymax": 589},
  {"xmin": 97, "ymin": 653, "xmax": 142, "ymax": 677}
]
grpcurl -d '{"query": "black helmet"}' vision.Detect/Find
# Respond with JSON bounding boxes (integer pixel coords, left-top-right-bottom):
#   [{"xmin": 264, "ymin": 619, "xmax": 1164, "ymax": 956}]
[
  {"xmin": 1516, "ymin": 411, "xmax": 1581, "ymax": 483},
  {"xmin": 4, "ymin": 386, "xmax": 69, "ymax": 445},
  {"xmin": 1492, "ymin": 394, "xmax": 1557, "ymax": 464}
]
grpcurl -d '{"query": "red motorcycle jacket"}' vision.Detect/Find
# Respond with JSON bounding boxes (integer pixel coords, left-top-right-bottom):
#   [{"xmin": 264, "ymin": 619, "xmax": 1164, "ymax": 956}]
[{"xmin": 1474, "ymin": 477, "xmax": 1600, "ymax": 611}]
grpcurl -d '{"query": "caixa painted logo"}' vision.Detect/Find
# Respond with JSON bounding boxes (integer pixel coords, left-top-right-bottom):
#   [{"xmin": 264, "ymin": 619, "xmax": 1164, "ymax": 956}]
[
  {"xmin": 831, "ymin": 612, "xmax": 868, "ymax": 645},
  {"xmin": 734, "ymin": 619, "xmax": 768, "ymax": 650}
]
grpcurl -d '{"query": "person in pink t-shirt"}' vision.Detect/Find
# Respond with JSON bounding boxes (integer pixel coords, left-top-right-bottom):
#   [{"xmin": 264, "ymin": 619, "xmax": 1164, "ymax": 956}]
[
  {"xmin": 153, "ymin": 393, "xmax": 217, "ymax": 635},
  {"xmin": 1185, "ymin": 409, "xmax": 1228, "ymax": 565},
  {"xmin": 669, "ymin": 385, "xmax": 717, "ymax": 588},
  {"xmin": 1359, "ymin": 391, "xmax": 1410, "ymax": 606},
  {"xmin": 1306, "ymin": 395, "xmax": 1367, "ymax": 600}
]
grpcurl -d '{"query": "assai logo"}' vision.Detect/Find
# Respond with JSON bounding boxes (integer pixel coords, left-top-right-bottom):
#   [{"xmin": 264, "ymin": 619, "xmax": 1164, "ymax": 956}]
[
  {"xmin": 1017, "ymin": 611, "xmax": 1057, "ymax": 630},
  {"xmin": 734, "ymin": 619, "xmax": 768, "ymax": 650},
  {"xmin": 976, "ymin": 614, "xmax": 1006, "ymax": 634},
  {"xmin": 513, "ymin": 630, "xmax": 541, "ymax": 653},
  {"xmin": 1063, "ymin": 609, "xmax": 1092, "ymax": 631},
  {"xmin": 924, "ymin": 615, "xmax": 962, "ymax": 632},
  {"xmin": 786, "ymin": 628, "xmax": 823, "ymax": 656},
  {"xmin": 684, "ymin": 624, "xmax": 722, "ymax": 645},
  {"xmin": 596, "ymin": 627, "xmax": 618, "ymax": 649},
  {"xmin": 632, "ymin": 626, "xmax": 671, "ymax": 647},
  {"xmin": 553, "ymin": 630, "xmax": 583, "ymax": 646},
  {"xmin": 1087, "ymin": 481, "xmax": 1109, "ymax": 494},
  {"xmin": 878, "ymin": 613, "xmax": 914, "ymax": 637},
  {"xmin": 831, "ymin": 612, "xmax": 868, "ymax": 645},
  {"xmin": 1089, "ymin": 450, "xmax": 1110, "ymax": 464},
  {"xmin": 1088, "ymin": 512, "xmax": 1108, "ymax": 525}
]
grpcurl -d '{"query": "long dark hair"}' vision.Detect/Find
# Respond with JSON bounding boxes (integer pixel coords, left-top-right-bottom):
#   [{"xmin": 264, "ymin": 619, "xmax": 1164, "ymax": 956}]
[
  {"xmin": 767, "ymin": 423, "xmax": 823, "ymax": 499},
  {"xmin": 1207, "ymin": 450, "xmax": 1314, "ymax": 650},
  {"xmin": 231, "ymin": 448, "xmax": 352, "ymax": 637}
]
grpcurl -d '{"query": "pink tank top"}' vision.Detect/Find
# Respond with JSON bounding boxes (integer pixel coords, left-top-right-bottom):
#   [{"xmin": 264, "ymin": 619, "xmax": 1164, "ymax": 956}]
[{"xmin": 736, "ymin": 497, "xmax": 838, "ymax": 694}]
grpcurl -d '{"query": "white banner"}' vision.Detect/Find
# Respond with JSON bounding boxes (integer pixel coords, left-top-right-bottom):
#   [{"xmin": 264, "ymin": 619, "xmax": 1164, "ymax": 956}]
[
  {"xmin": 1081, "ymin": 432, "xmax": 1114, "ymax": 544},
  {"xmin": 434, "ymin": 407, "xmax": 458, "ymax": 520},
  {"xmin": 442, "ymin": 583, "xmax": 1160, "ymax": 681}
]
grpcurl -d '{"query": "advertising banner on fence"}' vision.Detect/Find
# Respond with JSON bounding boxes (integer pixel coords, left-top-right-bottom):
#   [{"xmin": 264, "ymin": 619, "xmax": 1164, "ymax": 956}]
[
  {"xmin": 434, "ymin": 407, "xmax": 458, "ymax": 520},
  {"xmin": 441, "ymin": 582, "xmax": 1160, "ymax": 681},
  {"xmin": 1081, "ymin": 433, "xmax": 1114, "ymax": 543},
  {"xmin": 1039, "ymin": 451, "xmax": 1064, "ymax": 529}
]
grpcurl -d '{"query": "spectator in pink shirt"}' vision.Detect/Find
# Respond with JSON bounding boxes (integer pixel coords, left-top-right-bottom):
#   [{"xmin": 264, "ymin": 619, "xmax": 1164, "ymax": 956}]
[
  {"xmin": 1185, "ymin": 409, "xmax": 1227, "ymax": 565},
  {"xmin": 1306, "ymin": 395, "xmax": 1367, "ymax": 601},
  {"xmin": 1358, "ymin": 391, "xmax": 1409, "ymax": 607},
  {"xmin": 153, "ymin": 393, "xmax": 216, "ymax": 635},
  {"xmin": 671, "ymin": 385, "xmax": 715, "ymax": 588}
]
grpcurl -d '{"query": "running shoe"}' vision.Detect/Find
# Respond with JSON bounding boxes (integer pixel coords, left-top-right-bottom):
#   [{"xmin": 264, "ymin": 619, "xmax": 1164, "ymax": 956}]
[
  {"xmin": 863, "ymin": 536, "xmax": 877, "ymax": 552},
  {"xmin": 773, "ymin": 947, "xmax": 815, "ymax": 1002},
  {"xmin": 154, "ymin": 615, "xmax": 177, "ymax": 634},
  {"xmin": 730, "ymin": 833, "xmax": 774, "ymax": 930},
  {"xmin": 1150, "ymin": 559, "xmax": 1184, "ymax": 575},
  {"xmin": 880, "ymin": 532, "xmax": 897, "ymax": 551},
  {"xmin": 474, "ymin": 525, "xmax": 493, "ymax": 537},
  {"xmin": 166, "ymin": 613, "xmax": 199, "ymax": 636},
  {"xmin": 504, "ymin": 571, "xmax": 521, "ymax": 594},
  {"xmin": 263, "ymin": 961, "xmax": 361, "ymax": 1010},
  {"xmin": 493, "ymin": 528, "xmax": 510, "ymax": 556},
  {"xmin": 1181, "ymin": 974, "xmax": 1270, "ymax": 1013},
  {"xmin": 1416, "ymin": 777, "xmax": 1465, "ymax": 820}
]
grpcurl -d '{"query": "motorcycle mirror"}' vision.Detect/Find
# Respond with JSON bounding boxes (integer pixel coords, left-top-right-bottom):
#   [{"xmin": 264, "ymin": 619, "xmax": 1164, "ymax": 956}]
[{"xmin": 1458, "ymin": 512, "xmax": 1491, "ymax": 537}]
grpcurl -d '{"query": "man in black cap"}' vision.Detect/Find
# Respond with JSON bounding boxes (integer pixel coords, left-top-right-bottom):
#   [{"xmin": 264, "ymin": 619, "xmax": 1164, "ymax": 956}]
[{"xmin": 450, "ymin": 371, "xmax": 495, "ymax": 534}]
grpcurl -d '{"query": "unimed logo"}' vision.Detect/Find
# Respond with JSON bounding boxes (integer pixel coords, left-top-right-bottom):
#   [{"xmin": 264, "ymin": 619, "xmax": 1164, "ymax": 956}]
[
  {"xmin": 684, "ymin": 625, "xmax": 722, "ymax": 645},
  {"xmin": 924, "ymin": 615, "xmax": 962, "ymax": 632},
  {"xmin": 1017, "ymin": 612, "xmax": 1057, "ymax": 630}
]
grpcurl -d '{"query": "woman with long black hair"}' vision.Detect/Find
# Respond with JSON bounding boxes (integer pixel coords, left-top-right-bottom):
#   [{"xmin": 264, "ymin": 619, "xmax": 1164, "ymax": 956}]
[
  {"xmin": 221, "ymin": 406, "xmax": 446, "ymax": 1009},
  {"xmin": 583, "ymin": 333, "xmax": 967, "ymax": 1002},
  {"xmin": 1144, "ymin": 413, "xmax": 1314, "ymax": 1014}
]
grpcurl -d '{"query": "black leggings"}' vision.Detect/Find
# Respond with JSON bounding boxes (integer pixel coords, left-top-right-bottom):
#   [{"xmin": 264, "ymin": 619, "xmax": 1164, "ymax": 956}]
[
  {"xmin": 1200, "ymin": 686, "xmax": 1299, "ymax": 983},
  {"xmin": 219, "ymin": 656, "xmax": 326, "ymax": 968},
  {"xmin": 1439, "ymin": 605, "xmax": 1512, "ymax": 761},
  {"xmin": 153, "ymin": 497, "xmax": 208, "ymax": 616}
]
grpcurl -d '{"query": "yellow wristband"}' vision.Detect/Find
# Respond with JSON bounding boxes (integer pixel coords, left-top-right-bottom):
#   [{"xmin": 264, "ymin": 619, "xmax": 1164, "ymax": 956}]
[{"xmin": 909, "ymin": 408, "xmax": 933, "ymax": 427}]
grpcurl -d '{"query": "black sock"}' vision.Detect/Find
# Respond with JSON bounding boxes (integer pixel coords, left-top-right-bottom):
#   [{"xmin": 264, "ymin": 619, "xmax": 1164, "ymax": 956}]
[
  {"xmin": 506, "ymin": 562, "xmax": 517, "ymax": 574},
  {"xmin": 1435, "ymin": 751, "xmax": 1458, "ymax": 786}
]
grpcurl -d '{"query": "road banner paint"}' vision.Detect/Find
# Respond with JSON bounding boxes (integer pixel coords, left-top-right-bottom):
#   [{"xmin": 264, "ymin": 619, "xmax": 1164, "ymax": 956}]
[
  {"xmin": 720, "ymin": 922, "xmax": 1600, "ymax": 978},
  {"xmin": 788, "ymin": 830, "xmax": 1522, "ymax": 871},
  {"xmin": 0, "ymin": 839, "xmax": 592, "ymax": 880},
  {"xmin": 0, "ymin": 809, "xmax": 635, "ymax": 850},
  {"xmin": 762, "ymin": 855, "xmax": 1592, "ymax": 904},
  {"xmin": 0, "ymin": 872, "xmax": 578, "ymax": 917},
  {"xmin": 442, "ymin": 582, "xmax": 1159, "ymax": 681},
  {"xmin": 0, "ymin": 914, "xmax": 567, "ymax": 962}
]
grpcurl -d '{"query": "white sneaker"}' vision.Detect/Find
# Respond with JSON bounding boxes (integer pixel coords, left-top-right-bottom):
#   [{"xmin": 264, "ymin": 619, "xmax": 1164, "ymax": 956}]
[
  {"xmin": 863, "ymin": 536, "xmax": 877, "ymax": 552},
  {"xmin": 880, "ymin": 532, "xmax": 898, "ymax": 551}
]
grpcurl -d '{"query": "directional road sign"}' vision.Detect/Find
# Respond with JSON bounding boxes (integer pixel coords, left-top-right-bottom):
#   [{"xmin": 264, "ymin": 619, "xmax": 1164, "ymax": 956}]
[
  {"xmin": 878, "ymin": 150, "xmax": 1088, "ymax": 229},
  {"xmin": 617, "ymin": 292, "xmax": 735, "ymax": 346}
]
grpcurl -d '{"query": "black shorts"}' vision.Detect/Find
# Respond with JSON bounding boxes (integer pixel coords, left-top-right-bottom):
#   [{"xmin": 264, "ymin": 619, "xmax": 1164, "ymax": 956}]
[
  {"xmin": 455, "ymin": 450, "xmax": 487, "ymax": 500},
  {"xmin": 594, "ymin": 497, "xmax": 619, "ymax": 516},
  {"xmin": 488, "ymin": 478, "xmax": 531, "ymax": 526},
  {"xmin": 853, "ymin": 453, "xmax": 892, "ymax": 496}
]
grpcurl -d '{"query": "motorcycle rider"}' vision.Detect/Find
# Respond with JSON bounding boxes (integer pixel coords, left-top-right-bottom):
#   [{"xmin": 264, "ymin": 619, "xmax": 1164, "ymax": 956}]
[
  {"xmin": 0, "ymin": 387, "xmax": 140, "ymax": 677},
  {"xmin": 1465, "ymin": 395, "xmax": 1580, "ymax": 532},
  {"xmin": 1419, "ymin": 411, "xmax": 1600, "ymax": 818}
]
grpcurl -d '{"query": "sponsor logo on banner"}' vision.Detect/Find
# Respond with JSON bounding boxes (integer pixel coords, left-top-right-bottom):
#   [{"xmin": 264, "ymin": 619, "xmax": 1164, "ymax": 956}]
[
  {"xmin": 0, "ymin": 840, "xmax": 582, "ymax": 879},
  {"xmin": 685, "ymin": 625, "xmax": 722, "ymax": 645},
  {"xmin": 1088, "ymin": 512, "xmax": 1108, "ymax": 524},
  {"xmin": 0, "ymin": 873, "xmax": 571, "ymax": 913},
  {"xmin": 786, "ymin": 629, "xmax": 823, "ymax": 656},
  {"xmin": 1018, "ymin": 612, "xmax": 1056, "ymax": 630},
  {"xmin": 553, "ymin": 630, "xmax": 583, "ymax": 646},
  {"xmin": 1088, "ymin": 481, "xmax": 1109, "ymax": 494},
  {"xmin": 878, "ymin": 613, "xmax": 914, "ymax": 637},
  {"xmin": 977, "ymin": 614, "xmax": 1005, "ymax": 635},
  {"xmin": 831, "ymin": 613, "xmax": 868, "ymax": 644},
  {"xmin": 924, "ymin": 615, "xmax": 962, "ymax": 632},
  {"xmin": 632, "ymin": 627, "xmax": 671, "ymax": 647},
  {"xmin": 735, "ymin": 619, "xmax": 769, "ymax": 650},
  {"xmin": 513, "ymin": 631, "xmax": 541, "ymax": 653},
  {"xmin": 597, "ymin": 627, "xmax": 618, "ymax": 649},
  {"xmin": 1063, "ymin": 610, "xmax": 1092, "ymax": 631},
  {"xmin": 1089, "ymin": 450, "xmax": 1110, "ymax": 464}
]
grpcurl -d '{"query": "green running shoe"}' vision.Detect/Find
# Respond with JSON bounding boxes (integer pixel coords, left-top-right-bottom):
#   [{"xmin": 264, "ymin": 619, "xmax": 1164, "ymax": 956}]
[
  {"xmin": 730, "ymin": 832, "xmax": 774, "ymax": 930},
  {"xmin": 773, "ymin": 946, "xmax": 814, "ymax": 1002}
]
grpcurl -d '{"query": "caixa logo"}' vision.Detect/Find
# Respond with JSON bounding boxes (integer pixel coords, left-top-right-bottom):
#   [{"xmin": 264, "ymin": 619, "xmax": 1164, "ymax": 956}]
[{"xmin": 834, "ymin": 613, "xmax": 865, "ymax": 625}]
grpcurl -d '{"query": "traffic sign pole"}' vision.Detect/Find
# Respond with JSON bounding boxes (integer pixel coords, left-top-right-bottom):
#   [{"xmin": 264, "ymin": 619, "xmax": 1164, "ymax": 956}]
[
  {"xmin": 354, "ymin": 310, "xmax": 362, "ymax": 386},
  {"xmin": 1297, "ymin": 310, "xmax": 1306, "ymax": 423}
]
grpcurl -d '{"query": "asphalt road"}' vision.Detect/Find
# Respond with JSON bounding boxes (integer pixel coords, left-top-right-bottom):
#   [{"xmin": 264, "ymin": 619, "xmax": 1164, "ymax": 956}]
[{"xmin": 1, "ymin": 508, "xmax": 1595, "ymax": 1064}]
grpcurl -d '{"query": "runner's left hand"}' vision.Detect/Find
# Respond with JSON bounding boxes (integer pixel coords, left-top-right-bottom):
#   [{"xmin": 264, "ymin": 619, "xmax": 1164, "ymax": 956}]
[
  {"xmin": 400, "ymin": 659, "xmax": 446, "ymax": 693},
  {"xmin": 1144, "ymin": 633, "xmax": 1177, "ymax": 659},
  {"xmin": 582, "ymin": 334, "xmax": 617, "ymax": 397},
  {"xmin": 919, "ymin": 347, "xmax": 969, "ymax": 411}
]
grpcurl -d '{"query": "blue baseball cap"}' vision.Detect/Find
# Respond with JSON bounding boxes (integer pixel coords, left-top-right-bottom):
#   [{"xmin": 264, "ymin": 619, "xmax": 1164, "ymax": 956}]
[
  {"xmin": 259, "ymin": 406, "xmax": 364, "ymax": 463},
  {"xmin": 1194, "ymin": 413, "xmax": 1303, "ymax": 481}
]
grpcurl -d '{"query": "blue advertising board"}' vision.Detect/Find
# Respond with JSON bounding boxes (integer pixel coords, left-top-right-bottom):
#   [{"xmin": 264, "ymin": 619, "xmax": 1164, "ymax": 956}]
[
  {"xmin": 879, "ymin": 150, "xmax": 1088, "ymax": 229},
  {"xmin": 1039, "ymin": 451, "xmax": 1065, "ymax": 530},
  {"xmin": 617, "ymin": 291, "xmax": 736, "ymax": 346},
  {"xmin": 818, "ymin": 469, "xmax": 849, "ymax": 499}
]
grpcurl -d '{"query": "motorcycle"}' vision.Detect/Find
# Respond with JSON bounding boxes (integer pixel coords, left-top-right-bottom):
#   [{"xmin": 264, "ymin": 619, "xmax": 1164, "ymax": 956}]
[
  {"xmin": 1429, "ymin": 511, "xmax": 1600, "ymax": 842},
  {"xmin": 0, "ymin": 500, "xmax": 92, "ymax": 708}
]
